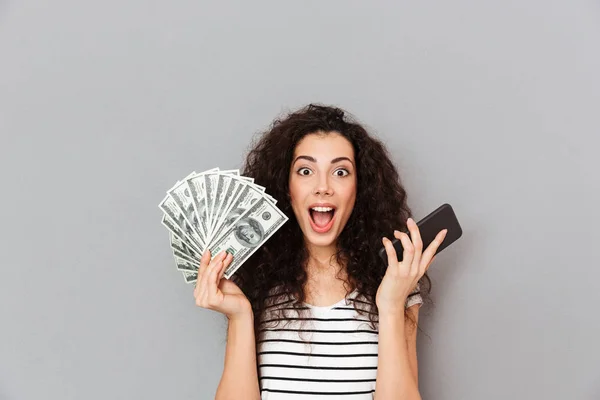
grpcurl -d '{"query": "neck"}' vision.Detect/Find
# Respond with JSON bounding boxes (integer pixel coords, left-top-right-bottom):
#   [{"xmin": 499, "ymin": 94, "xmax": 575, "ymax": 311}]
[{"xmin": 304, "ymin": 241, "xmax": 345, "ymax": 277}]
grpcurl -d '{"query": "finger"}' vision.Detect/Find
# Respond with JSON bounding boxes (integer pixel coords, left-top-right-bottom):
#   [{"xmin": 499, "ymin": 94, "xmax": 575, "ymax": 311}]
[
  {"xmin": 207, "ymin": 259, "xmax": 225, "ymax": 300},
  {"xmin": 219, "ymin": 252, "xmax": 233, "ymax": 281},
  {"xmin": 423, "ymin": 256, "xmax": 435, "ymax": 275},
  {"xmin": 406, "ymin": 218, "xmax": 423, "ymax": 271},
  {"xmin": 195, "ymin": 250, "xmax": 213, "ymax": 298},
  {"xmin": 392, "ymin": 230, "xmax": 414, "ymax": 266},
  {"xmin": 216, "ymin": 253, "xmax": 234, "ymax": 292},
  {"xmin": 217, "ymin": 253, "xmax": 230, "ymax": 282},
  {"xmin": 209, "ymin": 252, "xmax": 232, "ymax": 298},
  {"xmin": 406, "ymin": 218, "xmax": 423, "ymax": 256},
  {"xmin": 392, "ymin": 230, "xmax": 414, "ymax": 270},
  {"xmin": 197, "ymin": 249, "xmax": 212, "ymax": 281},
  {"xmin": 194, "ymin": 250, "xmax": 212, "ymax": 297},
  {"xmin": 425, "ymin": 255, "xmax": 437, "ymax": 272},
  {"xmin": 381, "ymin": 236, "xmax": 398, "ymax": 268},
  {"xmin": 200, "ymin": 251, "xmax": 228, "ymax": 304},
  {"xmin": 397, "ymin": 230, "xmax": 415, "ymax": 269},
  {"xmin": 193, "ymin": 276, "xmax": 200, "ymax": 298},
  {"xmin": 421, "ymin": 230, "xmax": 448, "ymax": 269}
]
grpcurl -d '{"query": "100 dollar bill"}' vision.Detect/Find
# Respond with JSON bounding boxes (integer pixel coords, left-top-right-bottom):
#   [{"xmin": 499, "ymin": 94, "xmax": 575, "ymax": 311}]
[{"xmin": 208, "ymin": 196, "xmax": 288, "ymax": 279}]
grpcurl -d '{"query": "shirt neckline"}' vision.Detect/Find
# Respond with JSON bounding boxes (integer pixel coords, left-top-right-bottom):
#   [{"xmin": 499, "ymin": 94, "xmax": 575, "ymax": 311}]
[{"xmin": 302, "ymin": 289, "xmax": 359, "ymax": 311}]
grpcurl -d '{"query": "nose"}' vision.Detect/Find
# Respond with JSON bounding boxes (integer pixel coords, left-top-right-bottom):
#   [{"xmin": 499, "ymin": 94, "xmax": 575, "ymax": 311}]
[{"xmin": 314, "ymin": 174, "xmax": 333, "ymax": 196}]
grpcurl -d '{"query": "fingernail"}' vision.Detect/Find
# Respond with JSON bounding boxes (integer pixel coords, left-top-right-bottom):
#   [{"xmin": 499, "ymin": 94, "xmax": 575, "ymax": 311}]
[
  {"xmin": 394, "ymin": 230, "xmax": 400, "ymax": 235},
  {"xmin": 407, "ymin": 218, "xmax": 414, "ymax": 224}
]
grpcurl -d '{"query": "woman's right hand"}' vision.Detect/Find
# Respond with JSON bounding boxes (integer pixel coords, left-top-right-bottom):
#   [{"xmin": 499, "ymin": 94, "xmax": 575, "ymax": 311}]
[{"xmin": 193, "ymin": 250, "xmax": 252, "ymax": 320}]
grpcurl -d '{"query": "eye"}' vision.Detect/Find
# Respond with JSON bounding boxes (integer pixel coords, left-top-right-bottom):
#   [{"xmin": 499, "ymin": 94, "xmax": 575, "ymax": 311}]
[
  {"xmin": 334, "ymin": 168, "xmax": 350, "ymax": 177},
  {"xmin": 297, "ymin": 167, "xmax": 312, "ymax": 176}
]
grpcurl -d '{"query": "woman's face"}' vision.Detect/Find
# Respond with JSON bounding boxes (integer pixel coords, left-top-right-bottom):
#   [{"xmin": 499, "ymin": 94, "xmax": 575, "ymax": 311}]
[{"xmin": 288, "ymin": 132, "xmax": 357, "ymax": 249}]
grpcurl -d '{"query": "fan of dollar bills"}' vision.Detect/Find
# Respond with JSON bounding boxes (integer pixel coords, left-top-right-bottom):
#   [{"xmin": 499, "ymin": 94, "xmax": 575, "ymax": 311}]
[{"xmin": 159, "ymin": 168, "xmax": 289, "ymax": 284}]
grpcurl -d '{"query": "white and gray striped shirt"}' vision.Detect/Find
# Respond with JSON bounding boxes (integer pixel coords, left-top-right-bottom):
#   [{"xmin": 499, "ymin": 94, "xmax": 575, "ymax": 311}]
[{"xmin": 258, "ymin": 286, "xmax": 423, "ymax": 399}]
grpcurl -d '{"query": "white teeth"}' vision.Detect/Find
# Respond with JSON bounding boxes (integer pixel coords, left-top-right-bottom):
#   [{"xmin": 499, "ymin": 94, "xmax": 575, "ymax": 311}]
[{"xmin": 311, "ymin": 206, "xmax": 334, "ymax": 212}]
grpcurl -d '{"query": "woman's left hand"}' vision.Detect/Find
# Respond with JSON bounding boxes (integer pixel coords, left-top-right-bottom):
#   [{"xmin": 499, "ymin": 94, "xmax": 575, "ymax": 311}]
[{"xmin": 376, "ymin": 217, "xmax": 448, "ymax": 316}]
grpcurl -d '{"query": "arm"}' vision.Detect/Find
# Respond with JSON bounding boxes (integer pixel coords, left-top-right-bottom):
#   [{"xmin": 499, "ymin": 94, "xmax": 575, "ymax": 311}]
[
  {"xmin": 375, "ymin": 217, "xmax": 445, "ymax": 399},
  {"xmin": 214, "ymin": 311, "xmax": 261, "ymax": 400},
  {"xmin": 404, "ymin": 283, "xmax": 423, "ymax": 387},
  {"xmin": 374, "ymin": 309, "xmax": 421, "ymax": 400},
  {"xmin": 405, "ymin": 304, "xmax": 421, "ymax": 387}
]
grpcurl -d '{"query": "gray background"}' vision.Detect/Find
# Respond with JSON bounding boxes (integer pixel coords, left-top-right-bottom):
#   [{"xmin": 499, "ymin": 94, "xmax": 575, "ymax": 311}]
[{"xmin": 1, "ymin": 1, "xmax": 598, "ymax": 399}]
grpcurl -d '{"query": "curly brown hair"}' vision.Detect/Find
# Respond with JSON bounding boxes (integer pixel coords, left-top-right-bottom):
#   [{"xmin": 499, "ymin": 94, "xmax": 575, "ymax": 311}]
[{"xmin": 231, "ymin": 103, "xmax": 432, "ymax": 341}]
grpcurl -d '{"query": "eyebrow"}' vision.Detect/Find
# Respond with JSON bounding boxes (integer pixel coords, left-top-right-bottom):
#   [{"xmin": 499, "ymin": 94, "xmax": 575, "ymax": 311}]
[{"xmin": 292, "ymin": 155, "xmax": 355, "ymax": 167}]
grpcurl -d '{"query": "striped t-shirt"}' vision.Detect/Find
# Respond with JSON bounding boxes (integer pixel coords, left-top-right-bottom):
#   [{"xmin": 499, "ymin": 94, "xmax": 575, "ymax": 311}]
[{"xmin": 257, "ymin": 285, "xmax": 423, "ymax": 399}]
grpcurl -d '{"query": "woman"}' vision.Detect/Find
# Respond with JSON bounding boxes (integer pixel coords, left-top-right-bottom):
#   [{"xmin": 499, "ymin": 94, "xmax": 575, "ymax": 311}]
[{"xmin": 193, "ymin": 104, "xmax": 448, "ymax": 400}]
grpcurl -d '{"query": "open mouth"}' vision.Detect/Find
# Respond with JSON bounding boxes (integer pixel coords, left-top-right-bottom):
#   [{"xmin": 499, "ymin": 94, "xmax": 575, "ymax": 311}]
[{"xmin": 308, "ymin": 206, "xmax": 336, "ymax": 233}]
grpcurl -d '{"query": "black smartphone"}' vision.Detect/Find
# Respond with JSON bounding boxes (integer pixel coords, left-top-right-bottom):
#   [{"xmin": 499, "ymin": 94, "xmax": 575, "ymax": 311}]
[{"xmin": 378, "ymin": 203, "xmax": 462, "ymax": 264}]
